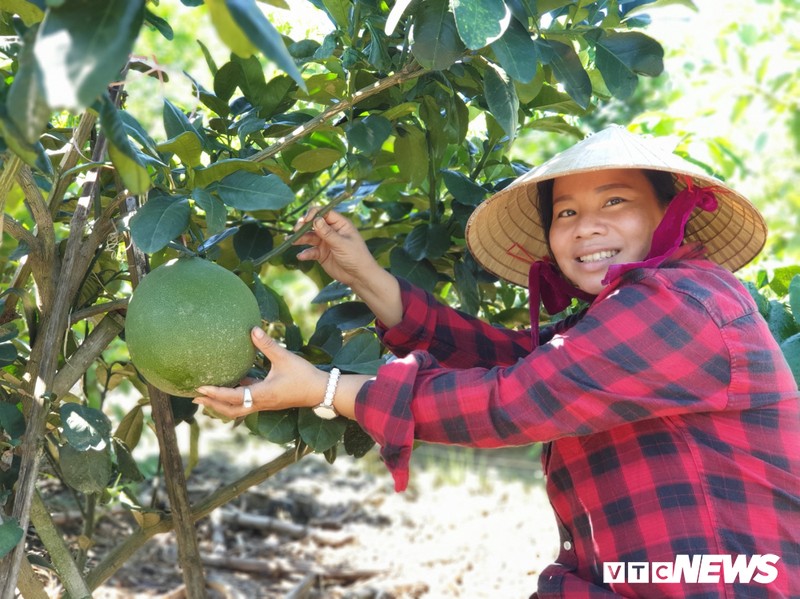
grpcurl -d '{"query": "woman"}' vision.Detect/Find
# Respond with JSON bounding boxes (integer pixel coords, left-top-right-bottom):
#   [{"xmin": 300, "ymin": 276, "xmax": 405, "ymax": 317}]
[{"xmin": 195, "ymin": 126, "xmax": 800, "ymax": 597}]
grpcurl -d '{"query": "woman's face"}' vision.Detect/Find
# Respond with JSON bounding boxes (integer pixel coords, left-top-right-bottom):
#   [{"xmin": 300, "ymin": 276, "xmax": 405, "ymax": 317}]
[{"xmin": 548, "ymin": 169, "xmax": 667, "ymax": 295}]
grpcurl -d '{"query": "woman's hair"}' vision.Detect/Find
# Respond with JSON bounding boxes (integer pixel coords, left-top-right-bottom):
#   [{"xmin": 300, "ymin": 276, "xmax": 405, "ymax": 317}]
[{"xmin": 536, "ymin": 169, "xmax": 677, "ymax": 240}]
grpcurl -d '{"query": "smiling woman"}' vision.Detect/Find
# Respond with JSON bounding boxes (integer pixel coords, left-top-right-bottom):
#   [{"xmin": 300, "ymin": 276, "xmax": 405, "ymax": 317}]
[
  {"xmin": 195, "ymin": 125, "xmax": 800, "ymax": 597},
  {"xmin": 546, "ymin": 169, "xmax": 668, "ymax": 295}
]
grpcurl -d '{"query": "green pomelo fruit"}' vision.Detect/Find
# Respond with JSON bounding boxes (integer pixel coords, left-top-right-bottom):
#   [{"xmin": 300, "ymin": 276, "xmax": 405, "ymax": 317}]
[{"xmin": 126, "ymin": 257, "xmax": 262, "ymax": 397}]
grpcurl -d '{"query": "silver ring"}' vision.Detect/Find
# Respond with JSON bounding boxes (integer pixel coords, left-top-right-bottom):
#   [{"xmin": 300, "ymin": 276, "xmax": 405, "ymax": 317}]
[{"xmin": 242, "ymin": 387, "xmax": 253, "ymax": 409}]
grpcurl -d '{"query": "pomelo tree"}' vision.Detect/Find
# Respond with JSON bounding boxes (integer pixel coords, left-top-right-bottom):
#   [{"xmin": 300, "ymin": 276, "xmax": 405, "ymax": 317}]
[{"xmin": 0, "ymin": 0, "xmax": 797, "ymax": 596}]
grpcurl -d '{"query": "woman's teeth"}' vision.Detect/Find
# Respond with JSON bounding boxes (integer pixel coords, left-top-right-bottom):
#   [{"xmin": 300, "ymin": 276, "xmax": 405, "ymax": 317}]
[{"xmin": 578, "ymin": 250, "xmax": 619, "ymax": 263}]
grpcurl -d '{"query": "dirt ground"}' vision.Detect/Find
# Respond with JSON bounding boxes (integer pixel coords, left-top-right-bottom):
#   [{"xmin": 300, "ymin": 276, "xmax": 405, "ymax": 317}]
[{"xmin": 37, "ymin": 433, "xmax": 560, "ymax": 599}]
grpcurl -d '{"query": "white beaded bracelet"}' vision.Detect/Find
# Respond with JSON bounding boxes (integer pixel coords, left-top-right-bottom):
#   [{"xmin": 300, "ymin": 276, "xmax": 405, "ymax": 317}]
[{"xmin": 322, "ymin": 367, "xmax": 341, "ymax": 409}]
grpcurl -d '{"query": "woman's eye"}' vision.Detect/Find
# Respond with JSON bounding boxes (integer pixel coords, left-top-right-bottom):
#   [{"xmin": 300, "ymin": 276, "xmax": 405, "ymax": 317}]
[
  {"xmin": 605, "ymin": 197, "xmax": 626, "ymax": 206},
  {"xmin": 556, "ymin": 208, "xmax": 576, "ymax": 218}
]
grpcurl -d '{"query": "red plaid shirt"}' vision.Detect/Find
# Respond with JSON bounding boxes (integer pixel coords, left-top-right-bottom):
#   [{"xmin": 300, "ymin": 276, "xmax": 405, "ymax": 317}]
[{"xmin": 354, "ymin": 255, "xmax": 800, "ymax": 597}]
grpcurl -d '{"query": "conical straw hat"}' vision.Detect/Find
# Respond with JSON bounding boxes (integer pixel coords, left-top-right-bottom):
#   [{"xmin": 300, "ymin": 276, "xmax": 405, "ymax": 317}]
[{"xmin": 465, "ymin": 126, "xmax": 767, "ymax": 288}]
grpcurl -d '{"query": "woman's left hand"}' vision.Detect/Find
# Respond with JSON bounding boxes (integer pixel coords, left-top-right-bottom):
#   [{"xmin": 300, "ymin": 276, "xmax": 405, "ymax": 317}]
[{"xmin": 193, "ymin": 327, "xmax": 327, "ymax": 419}]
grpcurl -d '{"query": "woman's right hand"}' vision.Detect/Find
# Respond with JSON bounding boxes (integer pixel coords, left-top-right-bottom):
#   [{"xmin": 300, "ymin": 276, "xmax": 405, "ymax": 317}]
[
  {"xmin": 293, "ymin": 207, "xmax": 403, "ymax": 327},
  {"xmin": 293, "ymin": 207, "xmax": 378, "ymax": 289}
]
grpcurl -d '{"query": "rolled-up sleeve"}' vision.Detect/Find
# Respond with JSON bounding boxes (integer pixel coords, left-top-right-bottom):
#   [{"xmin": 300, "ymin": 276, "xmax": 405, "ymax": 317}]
[
  {"xmin": 376, "ymin": 278, "xmax": 533, "ymax": 368},
  {"xmin": 357, "ymin": 274, "xmax": 736, "ymax": 491}
]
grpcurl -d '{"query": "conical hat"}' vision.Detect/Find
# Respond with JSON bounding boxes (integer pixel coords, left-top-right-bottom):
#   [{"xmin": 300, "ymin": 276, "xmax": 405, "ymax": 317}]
[{"xmin": 465, "ymin": 126, "xmax": 767, "ymax": 287}]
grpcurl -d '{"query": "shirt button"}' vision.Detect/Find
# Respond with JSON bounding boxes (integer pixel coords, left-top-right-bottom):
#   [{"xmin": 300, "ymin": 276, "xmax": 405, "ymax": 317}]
[{"xmin": 563, "ymin": 541, "xmax": 573, "ymax": 551}]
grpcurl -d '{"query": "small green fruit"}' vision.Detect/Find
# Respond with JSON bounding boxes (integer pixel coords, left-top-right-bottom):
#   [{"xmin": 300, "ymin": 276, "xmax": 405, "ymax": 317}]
[{"xmin": 125, "ymin": 257, "xmax": 262, "ymax": 397}]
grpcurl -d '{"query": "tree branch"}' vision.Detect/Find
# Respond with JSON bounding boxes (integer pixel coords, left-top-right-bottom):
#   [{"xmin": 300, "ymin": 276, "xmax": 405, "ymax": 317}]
[
  {"xmin": 123, "ymin": 203, "xmax": 208, "ymax": 599},
  {"xmin": 2, "ymin": 214, "xmax": 36, "ymax": 248},
  {"xmin": 52, "ymin": 312, "xmax": 125, "ymax": 398},
  {"xmin": 248, "ymin": 62, "xmax": 425, "ymax": 164},
  {"xmin": 68, "ymin": 298, "xmax": 127, "ymax": 326},
  {"xmin": 16, "ymin": 164, "xmax": 58, "ymax": 312},
  {"xmin": 85, "ymin": 447, "xmax": 309, "ymax": 591},
  {"xmin": 49, "ymin": 111, "xmax": 98, "ymax": 215},
  {"xmin": 0, "ymin": 153, "xmax": 22, "ymax": 248},
  {"xmin": 29, "ymin": 491, "xmax": 92, "ymax": 599}
]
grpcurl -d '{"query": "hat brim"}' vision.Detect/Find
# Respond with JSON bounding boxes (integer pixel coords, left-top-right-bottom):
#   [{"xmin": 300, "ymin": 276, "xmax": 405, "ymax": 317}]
[{"xmin": 465, "ymin": 127, "xmax": 767, "ymax": 287}]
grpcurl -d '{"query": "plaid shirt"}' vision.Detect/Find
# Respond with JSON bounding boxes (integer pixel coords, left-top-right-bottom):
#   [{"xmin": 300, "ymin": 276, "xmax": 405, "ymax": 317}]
[{"xmin": 354, "ymin": 255, "xmax": 800, "ymax": 597}]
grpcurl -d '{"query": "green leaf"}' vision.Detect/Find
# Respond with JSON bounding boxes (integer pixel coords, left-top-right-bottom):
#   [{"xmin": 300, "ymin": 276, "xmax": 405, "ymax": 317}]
[
  {"xmin": 766, "ymin": 300, "xmax": 799, "ymax": 344},
  {"xmin": 530, "ymin": 84, "xmax": 585, "ymax": 115},
  {"xmin": 389, "ymin": 247, "xmax": 438, "ymax": 292},
  {"xmin": 59, "ymin": 444, "xmax": 112, "ymax": 495},
  {"xmin": 0, "ymin": 343, "xmax": 18, "ymax": 368},
  {"xmin": 144, "ymin": 7, "xmax": 173, "ymax": 40},
  {"xmin": 537, "ymin": 38, "xmax": 591, "ymax": 109},
  {"xmin": 321, "ymin": 0, "xmax": 350, "ymax": 29},
  {"xmin": 227, "ymin": 0, "xmax": 306, "ymax": 91},
  {"xmin": 411, "ymin": 0, "xmax": 466, "ymax": 70},
  {"xmin": 5, "ymin": 29, "xmax": 51, "ymax": 144},
  {"xmin": 404, "ymin": 223, "xmax": 451, "ymax": 261},
  {"xmin": 789, "ymin": 276, "xmax": 800, "ymax": 327},
  {"xmin": 309, "ymin": 324, "xmax": 342, "ymax": 358},
  {"xmin": 452, "ymin": 0, "xmax": 510, "ymax": 50},
  {"xmin": 129, "ymin": 195, "xmax": 191, "ymax": 254},
  {"xmin": 0, "ymin": 519, "xmax": 23, "ymax": 560},
  {"xmin": 1, "ymin": 0, "xmax": 43, "ymax": 25},
  {"xmin": 527, "ymin": 115, "xmax": 584, "ymax": 138},
  {"xmin": 442, "ymin": 170, "xmax": 487, "ymax": 206},
  {"xmin": 156, "ymin": 131, "xmax": 204, "ymax": 168},
  {"xmin": 290, "ymin": 148, "xmax": 343, "ymax": 173},
  {"xmin": 333, "ymin": 331, "xmax": 381, "ymax": 370},
  {"xmin": 214, "ymin": 171, "xmax": 295, "ymax": 211},
  {"xmin": 163, "ymin": 99, "xmax": 203, "ymax": 144},
  {"xmin": 484, "ymin": 63, "xmax": 519, "ymax": 140},
  {"xmin": 317, "ymin": 302, "xmax": 375, "ymax": 331},
  {"xmin": 743, "ymin": 281, "xmax": 769, "ymax": 319},
  {"xmin": 0, "ymin": 115, "xmax": 53, "ymax": 172},
  {"xmin": 298, "ymin": 408, "xmax": 347, "ymax": 452},
  {"xmin": 33, "ymin": 0, "xmax": 144, "ymax": 111},
  {"xmin": 312, "ymin": 281, "xmax": 352, "ymax": 304},
  {"xmin": 780, "ymin": 333, "xmax": 800, "ymax": 388},
  {"xmin": 253, "ymin": 277, "xmax": 281, "ymax": 322},
  {"xmin": 115, "ymin": 406, "xmax": 144, "ymax": 451},
  {"xmin": 770, "ymin": 266, "xmax": 800, "ymax": 298},
  {"xmin": 233, "ymin": 222, "xmax": 273, "ymax": 261},
  {"xmin": 246, "ymin": 409, "xmax": 298, "ymax": 444},
  {"xmin": 394, "ymin": 125, "xmax": 429, "ymax": 186},
  {"xmin": 588, "ymin": 30, "xmax": 664, "ymax": 99},
  {"xmin": 343, "ymin": 421, "xmax": 376, "ymax": 458},
  {"xmin": 112, "ymin": 438, "xmax": 144, "ymax": 482},
  {"xmin": 192, "ymin": 187, "xmax": 227, "ymax": 235},
  {"xmin": 346, "ymin": 115, "xmax": 393, "ymax": 155},
  {"xmin": 490, "ymin": 17, "xmax": 539, "ymax": 83},
  {"xmin": 60, "ymin": 404, "xmax": 111, "ymax": 451},
  {"xmin": 214, "ymin": 62, "xmax": 241, "ymax": 102},
  {"xmin": 454, "ymin": 258, "xmax": 480, "ymax": 315},
  {"xmin": 99, "ymin": 96, "xmax": 150, "ymax": 194},
  {"xmin": 193, "ymin": 159, "xmax": 265, "ymax": 188},
  {"xmin": 0, "ymin": 403, "xmax": 25, "ymax": 441}
]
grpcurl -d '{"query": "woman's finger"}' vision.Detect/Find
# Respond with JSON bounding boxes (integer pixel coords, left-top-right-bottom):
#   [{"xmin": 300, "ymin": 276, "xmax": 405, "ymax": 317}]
[{"xmin": 194, "ymin": 384, "xmax": 249, "ymax": 407}]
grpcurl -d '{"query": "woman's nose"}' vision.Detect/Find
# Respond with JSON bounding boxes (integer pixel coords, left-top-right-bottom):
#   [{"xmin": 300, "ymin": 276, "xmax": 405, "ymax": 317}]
[{"xmin": 573, "ymin": 212, "xmax": 607, "ymax": 237}]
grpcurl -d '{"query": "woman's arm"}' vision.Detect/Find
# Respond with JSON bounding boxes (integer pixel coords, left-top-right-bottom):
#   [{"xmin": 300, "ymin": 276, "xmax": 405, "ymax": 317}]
[
  {"xmin": 294, "ymin": 208, "xmax": 403, "ymax": 327},
  {"xmin": 294, "ymin": 209, "xmax": 534, "ymax": 367}
]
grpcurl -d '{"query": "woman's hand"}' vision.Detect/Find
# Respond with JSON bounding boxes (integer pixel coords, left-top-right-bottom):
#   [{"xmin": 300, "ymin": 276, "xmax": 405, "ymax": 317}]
[
  {"xmin": 193, "ymin": 327, "xmax": 326, "ymax": 419},
  {"xmin": 293, "ymin": 208, "xmax": 378, "ymax": 289},
  {"xmin": 294, "ymin": 208, "xmax": 403, "ymax": 327},
  {"xmin": 193, "ymin": 327, "xmax": 370, "ymax": 420}
]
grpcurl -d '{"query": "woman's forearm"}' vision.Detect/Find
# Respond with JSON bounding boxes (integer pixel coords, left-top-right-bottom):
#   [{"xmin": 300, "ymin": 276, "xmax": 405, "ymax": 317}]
[
  {"xmin": 330, "ymin": 374, "xmax": 374, "ymax": 419},
  {"xmin": 349, "ymin": 266, "xmax": 403, "ymax": 328}
]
